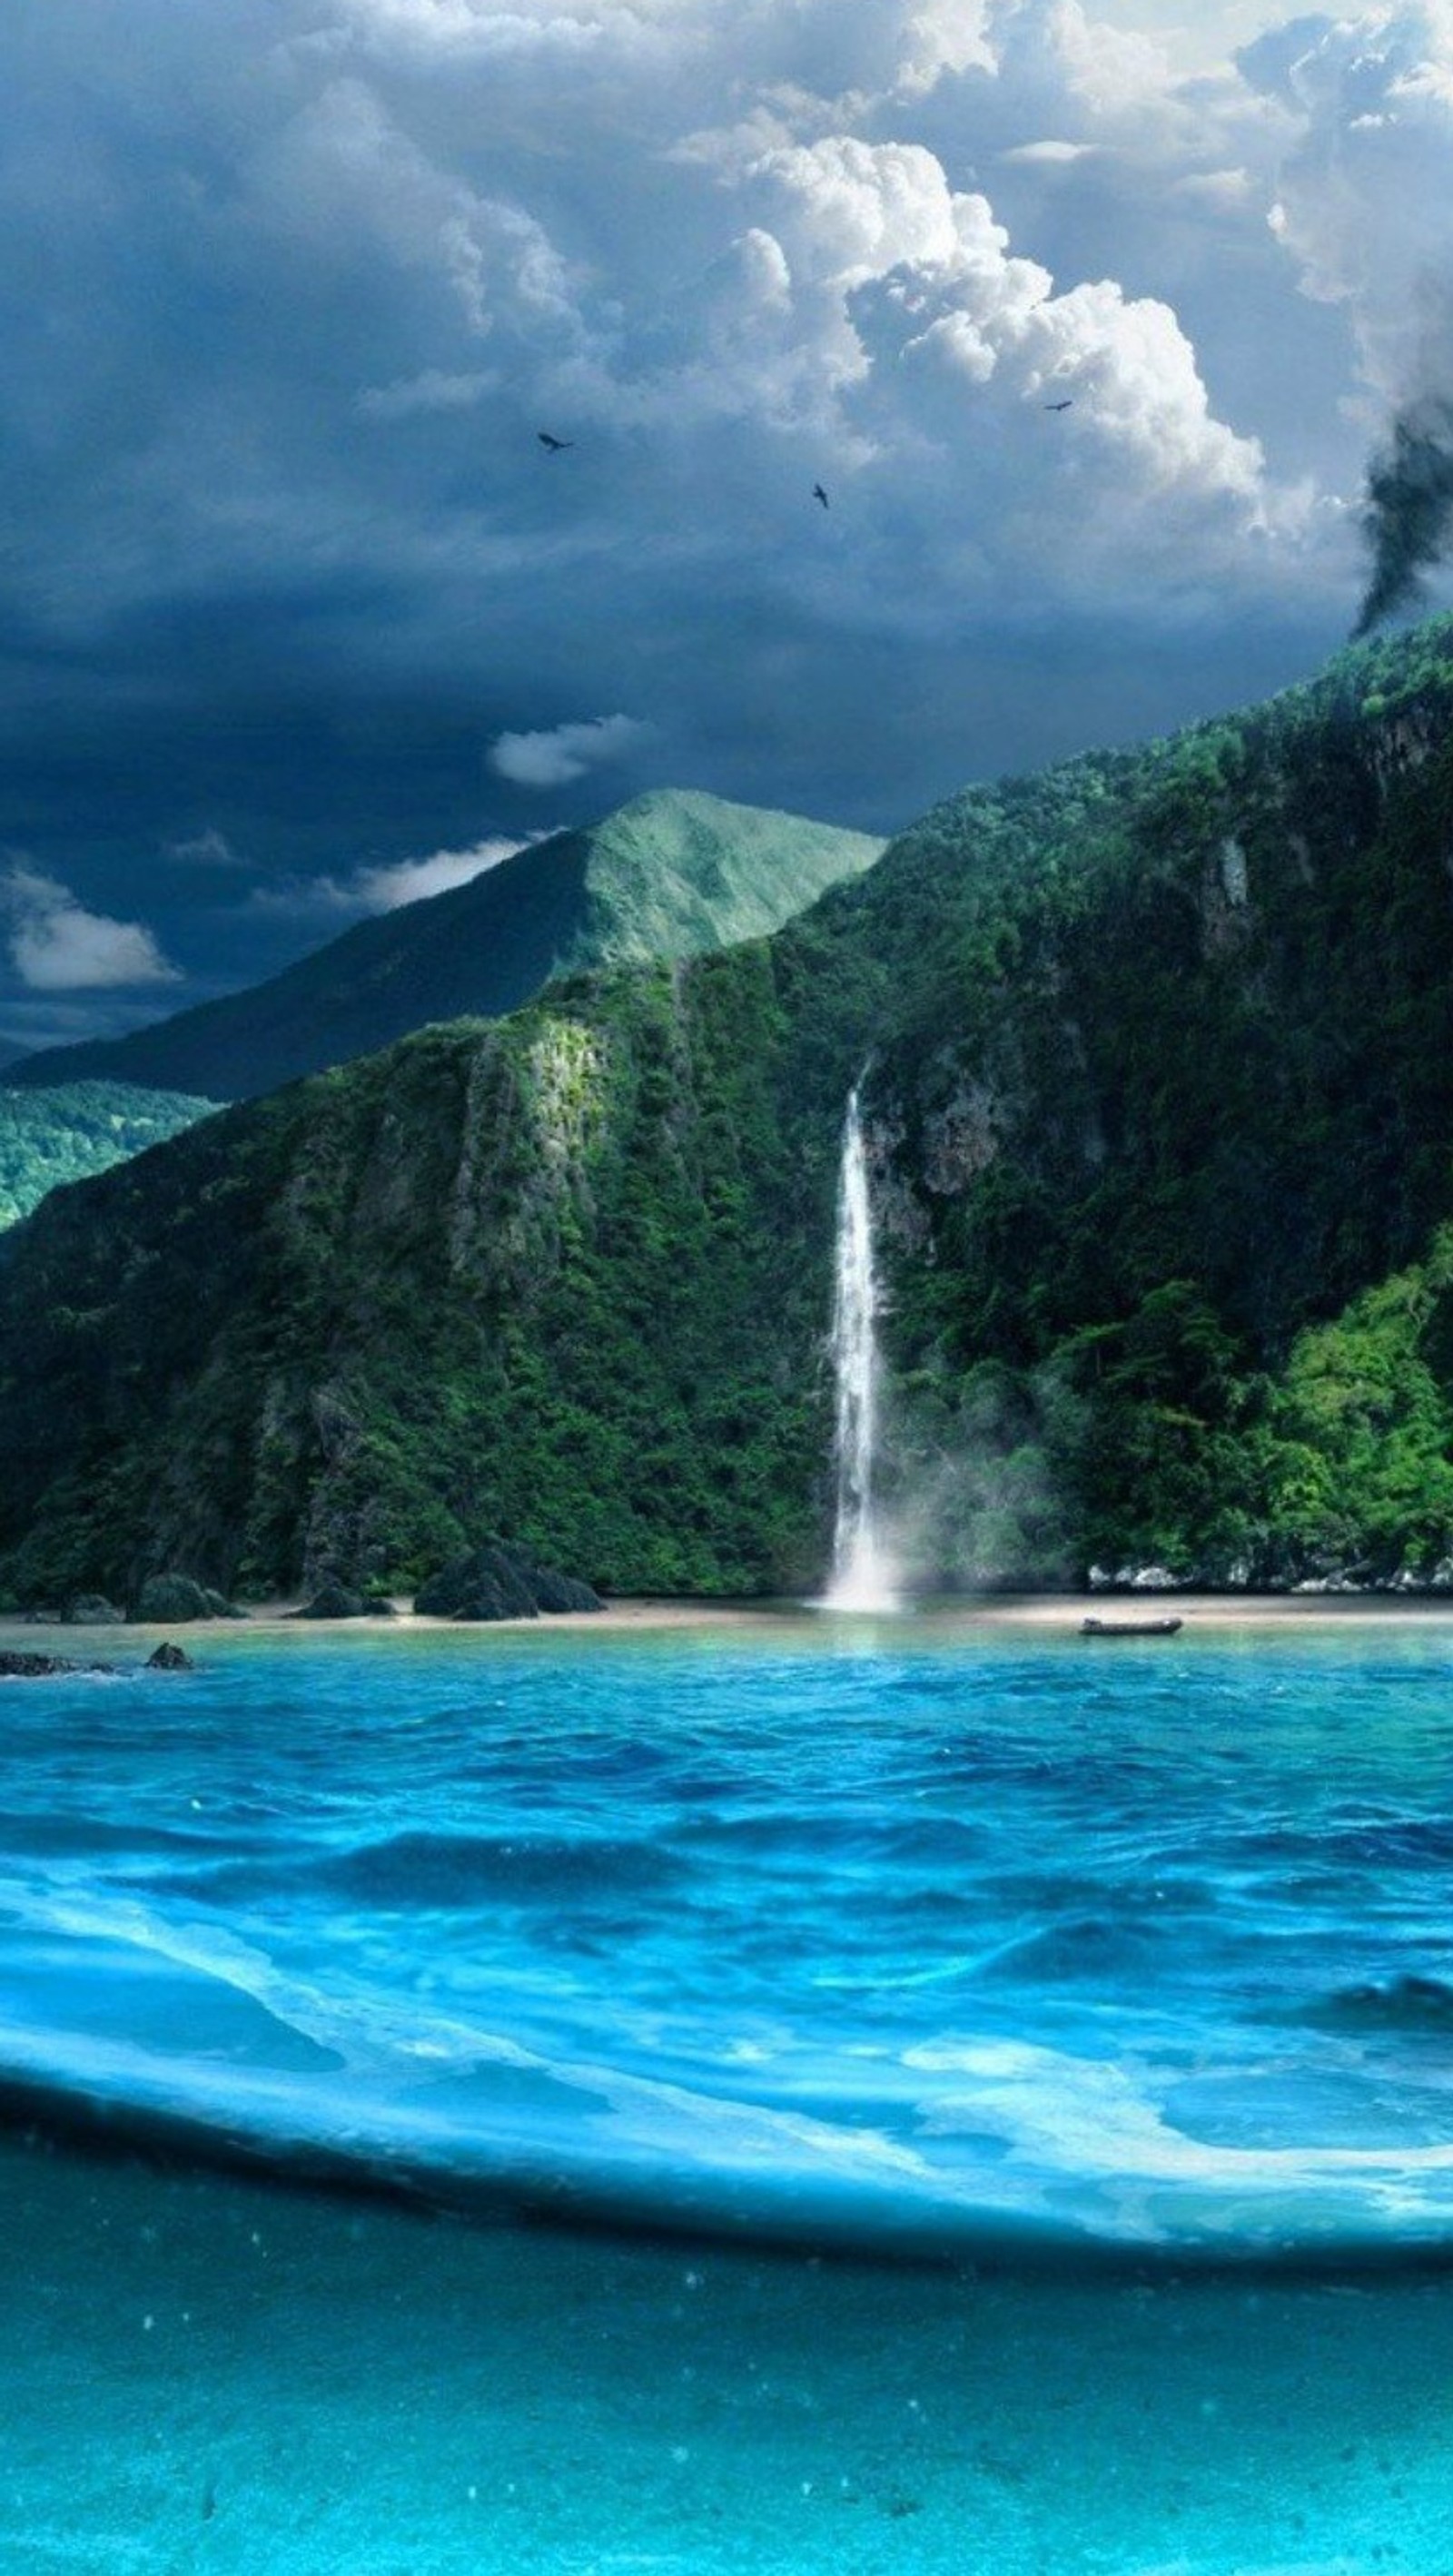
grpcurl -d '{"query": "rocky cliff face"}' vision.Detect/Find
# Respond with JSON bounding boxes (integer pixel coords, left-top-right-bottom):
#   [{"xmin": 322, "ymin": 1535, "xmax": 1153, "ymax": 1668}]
[{"xmin": 4, "ymin": 622, "xmax": 1453, "ymax": 1600}]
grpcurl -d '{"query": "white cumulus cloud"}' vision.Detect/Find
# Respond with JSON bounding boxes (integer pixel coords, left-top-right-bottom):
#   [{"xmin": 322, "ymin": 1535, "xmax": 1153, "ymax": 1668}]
[
  {"xmin": 731, "ymin": 132, "xmax": 1272, "ymax": 518},
  {"xmin": 489, "ymin": 714, "xmax": 649, "ymax": 788},
  {"xmin": 2, "ymin": 867, "xmax": 182, "ymax": 992},
  {"xmin": 247, "ymin": 837, "xmax": 529, "ymax": 918},
  {"xmin": 353, "ymin": 837, "xmax": 525, "ymax": 905},
  {"xmin": 1246, "ymin": 4, "xmax": 1453, "ymax": 403}
]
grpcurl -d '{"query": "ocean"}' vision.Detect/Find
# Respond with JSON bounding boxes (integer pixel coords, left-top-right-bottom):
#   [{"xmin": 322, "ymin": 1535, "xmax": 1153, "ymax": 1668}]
[{"xmin": 3, "ymin": 1612, "xmax": 1453, "ymax": 2568}]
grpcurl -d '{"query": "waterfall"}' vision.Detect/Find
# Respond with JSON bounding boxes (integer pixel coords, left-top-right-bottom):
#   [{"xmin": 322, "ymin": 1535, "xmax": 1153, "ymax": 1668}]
[{"xmin": 823, "ymin": 1087, "xmax": 897, "ymax": 1612}]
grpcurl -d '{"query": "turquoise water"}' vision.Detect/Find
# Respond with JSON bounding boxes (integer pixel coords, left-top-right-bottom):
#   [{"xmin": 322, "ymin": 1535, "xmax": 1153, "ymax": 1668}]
[
  {"xmin": 8, "ymin": 2127, "xmax": 1453, "ymax": 2573},
  {"xmin": 5, "ymin": 1615, "xmax": 1453, "ymax": 2257}
]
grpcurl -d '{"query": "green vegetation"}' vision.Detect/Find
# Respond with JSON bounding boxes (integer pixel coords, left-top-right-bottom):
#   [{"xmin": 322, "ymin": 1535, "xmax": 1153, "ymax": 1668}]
[
  {"xmin": 3, "ymin": 792, "xmax": 884, "ymax": 1103},
  {"xmin": 0, "ymin": 1084, "xmax": 217, "ymax": 1230},
  {"xmin": 5, "ymin": 623, "xmax": 1453, "ymax": 1598}
]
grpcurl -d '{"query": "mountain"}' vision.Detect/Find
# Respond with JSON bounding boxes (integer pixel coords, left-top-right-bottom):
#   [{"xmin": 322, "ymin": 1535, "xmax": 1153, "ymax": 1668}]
[
  {"xmin": 4, "ymin": 620, "xmax": 1453, "ymax": 1604},
  {"xmin": 2, "ymin": 793, "xmax": 885, "ymax": 1103},
  {"xmin": 0, "ymin": 1083, "xmax": 217, "ymax": 1231}
]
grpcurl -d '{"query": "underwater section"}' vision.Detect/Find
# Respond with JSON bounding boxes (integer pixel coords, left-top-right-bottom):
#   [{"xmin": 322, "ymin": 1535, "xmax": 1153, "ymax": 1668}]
[{"xmin": 7, "ymin": 2124, "xmax": 1453, "ymax": 2574}]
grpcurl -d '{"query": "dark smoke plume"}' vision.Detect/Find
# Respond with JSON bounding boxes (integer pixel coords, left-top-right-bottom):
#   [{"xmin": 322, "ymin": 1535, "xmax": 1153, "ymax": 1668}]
[{"xmin": 1354, "ymin": 399, "xmax": 1453, "ymax": 637}]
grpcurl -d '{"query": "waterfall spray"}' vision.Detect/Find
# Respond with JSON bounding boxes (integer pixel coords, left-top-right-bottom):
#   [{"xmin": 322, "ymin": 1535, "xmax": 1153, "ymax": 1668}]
[{"xmin": 823, "ymin": 1087, "xmax": 897, "ymax": 1612}]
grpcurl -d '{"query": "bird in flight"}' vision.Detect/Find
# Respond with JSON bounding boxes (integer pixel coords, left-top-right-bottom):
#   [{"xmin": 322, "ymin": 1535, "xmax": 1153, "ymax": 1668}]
[
  {"xmin": 813, "ymin": 481, "xmax": 829, "ymax": 508},
  {"xmin": 1043, "ymin": 400, "xmax": 1074, "ymax": 414},
  {"xmin": 538, "ymin": 430, "xmax": 574, "ymax": 452}
]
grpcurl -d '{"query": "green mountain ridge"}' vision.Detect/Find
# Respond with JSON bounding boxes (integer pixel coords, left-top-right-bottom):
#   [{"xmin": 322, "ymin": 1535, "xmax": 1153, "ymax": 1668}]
[
  {"xmin": 2, "ymin": 792, "xmax": 885, "ymax": 1103},
  {"xmin": 0, "ymin": 1083, "xmax": 219, "ymax": 1232},
  {"xmin": 4, "ymin": 622, "xmax": 1453, "ymax": 1602}
]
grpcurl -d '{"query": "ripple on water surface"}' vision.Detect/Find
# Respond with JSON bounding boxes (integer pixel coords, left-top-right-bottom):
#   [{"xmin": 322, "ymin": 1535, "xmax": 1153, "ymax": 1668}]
[{"xmin": 5, "ymin": 1619, "xmax": 1453, "ymax": 2255}]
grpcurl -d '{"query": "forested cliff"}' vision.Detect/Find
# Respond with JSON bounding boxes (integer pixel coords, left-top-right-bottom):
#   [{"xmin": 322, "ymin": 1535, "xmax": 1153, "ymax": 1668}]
[{"xmin": 4, "ymin": 621, "xmax": 1453, "ymax": 1601}]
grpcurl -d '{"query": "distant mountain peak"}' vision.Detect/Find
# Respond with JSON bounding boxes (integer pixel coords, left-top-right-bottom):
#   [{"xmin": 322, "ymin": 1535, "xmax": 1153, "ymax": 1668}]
[{"xmin": 2, "ymin": 792, "xmax": 885, "ymax": 1105}]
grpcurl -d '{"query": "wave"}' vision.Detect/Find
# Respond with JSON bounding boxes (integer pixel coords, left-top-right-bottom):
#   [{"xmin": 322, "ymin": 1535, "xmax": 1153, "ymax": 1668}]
[
  {"xmin": 7, "ymin": 1627, "xmax": 1453, "ymax": 2262},
  {"xmin": 5, "ymin": 1882, "xmax": 1453, "ymax": 2264},
  {"xmin": 973, "ymin": 1915, "xmax": 1167, "ymax": 1984},
  {"xmin": 310, "ymin": 1829, "xmax": 688, "ymax": 1910},
  {"xmin": 1302, "ymin": 1976, "xmax": 1453, "ymax": 2035},
  {"xmin": 9, "ymin": 2001, "xmax": 1453, "ymax": 2265}
]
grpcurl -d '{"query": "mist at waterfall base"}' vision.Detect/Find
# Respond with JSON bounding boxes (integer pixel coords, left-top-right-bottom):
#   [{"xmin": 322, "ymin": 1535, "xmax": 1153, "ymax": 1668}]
[
  {"xmin": 891, "ymin": 1357, "xmax": 1089, "ymax": 1595},
  {"xmin": 818, "ymin": 1091, "xmax": 1077, "ymax": 1605},
  {"xmin": 829, "ymin": 1397, "xmax": 1081, "ymax": 1606}
]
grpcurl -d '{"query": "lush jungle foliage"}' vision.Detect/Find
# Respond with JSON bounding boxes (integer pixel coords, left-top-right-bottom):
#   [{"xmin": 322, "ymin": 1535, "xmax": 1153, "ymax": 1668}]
[
  {"xmin": 5, "ymin": 621, "xmax": 1453, "ymax": 1600},
  {"xmin": 0, "ymin": 1084, "xmax": 216, "ymax": 1230}
]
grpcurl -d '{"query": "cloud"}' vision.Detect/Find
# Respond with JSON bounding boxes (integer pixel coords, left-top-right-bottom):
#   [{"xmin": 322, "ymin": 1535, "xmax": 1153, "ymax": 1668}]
[
  {"xmin": 1172, "ymin": 168, "xmax": 1258, "ymax": 212},
  {"xmin": 489, "ymin": 715, "xmax": 649, "ymax": 788},
  {"xmin": 254, "ymin": 74, "xmax": 590, "ymax": 347},
  {"xmin": 1247, "ymin": 5, "xmax": 1453, "ymax": 400},
  {"xmin": 353, "ymin": 836, "xmax": 525, "ymax": 904},
  {"xmin": 1, "ymin": 866, "xmax": 182, "ymax": 992},
  {"xmin": 244, "ymin": 836, "xmax": 529, "ymax": 920},
  {"xmin": 1000, "ymin": 140, "xmax": 1102, "ymax": 165},
  {"xmin": 725, "ymin": 132, "xmax": 1273, "ymax": 524},
  {"xmin": 358, "ymin": 367, "xmax": 495, "ymax": 419},
  {"xmin": 0, "ymin": 0, "xmax": 1400, "ymax": 1047},
  {"xmin": 328, "ymin": 0, "xmax": 674, "ymax": 66},
  {"xmin": 895, "ymin": 0, "xmax": 995, "ymax": 90},
  {"xmin": 166, "ymin": 827, "xmax": 245, "ymax": 869},
  {"xmin": 1242, "ymin": 6, "xmax": 1453, "ymax": 617},
  {"xmin": 982, "ymin": 0, "xmax": 1175, "ymax": 130}
]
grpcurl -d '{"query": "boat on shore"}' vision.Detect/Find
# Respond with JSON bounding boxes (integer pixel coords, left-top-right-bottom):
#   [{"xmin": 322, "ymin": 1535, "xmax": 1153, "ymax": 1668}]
[{"xmin": 1081, "ymin": 1614, "xmax": 1183, "ymax": 1638}]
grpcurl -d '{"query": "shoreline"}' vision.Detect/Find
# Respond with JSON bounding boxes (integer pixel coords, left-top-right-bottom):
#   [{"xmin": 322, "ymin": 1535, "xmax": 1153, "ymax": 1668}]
[{"xmin": 12, "ymin": 1589, "xmax": 1453, "ymax": 1644}]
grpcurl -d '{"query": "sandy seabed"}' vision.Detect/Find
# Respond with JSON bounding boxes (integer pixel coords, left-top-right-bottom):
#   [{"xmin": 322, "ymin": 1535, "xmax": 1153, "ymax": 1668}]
[{"xmin": 3, "ymin": 2128, "xmax": 1453, "ymax": 2575}]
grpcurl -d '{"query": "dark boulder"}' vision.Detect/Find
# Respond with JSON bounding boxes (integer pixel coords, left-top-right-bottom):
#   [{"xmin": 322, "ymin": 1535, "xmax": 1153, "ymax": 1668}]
[
  {"xmin": 145, "ymin": 1642, "xmax": 195, "ymax": 1672},
  {"xmin": 64, "ymin": 1594, "xmax": 125, "ymax": 1625},
  {"xmin": 129, "ymin": 1575, "xmax": 242, "ymax": 1624},
  {"xmin": 295, "ymin": 1579, "xmax": 368, "ymax": 1620},
  {"xmin": 293, "ymin": 1579, "xmax": 397, "ymax": 1620},
  {"xmin": 414, "ymin": 1541, "xmax": 603, "ymax": 1623},
  {"xmin": 416, "ymin": 1545, "xmax": 539, "ymax": 1622},
  {"xmin": 528, "ymin": 1563, "xmax": 604, "ymax": 1615},
  {"xmin": 0, "ymin": 1650, "xmax": 84, "ymax": 1676}
]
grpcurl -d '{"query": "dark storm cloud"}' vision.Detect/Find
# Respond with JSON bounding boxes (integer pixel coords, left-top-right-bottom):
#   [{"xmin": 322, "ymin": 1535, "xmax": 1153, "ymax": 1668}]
[
  {"xmin": 0, "ymin": 0, "xmax": 1375, "ymax": 1046},
  {"xmin": 1241, "ymin": 10, "xmax": 1453, "ymax": 644},
  {"xmin": 1354, "ymin": 400, "xmax": 1453, "ymax": 637}
]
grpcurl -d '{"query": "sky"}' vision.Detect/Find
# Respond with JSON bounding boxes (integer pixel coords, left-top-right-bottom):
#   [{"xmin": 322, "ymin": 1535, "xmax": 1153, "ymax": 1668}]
[{"xmin": 4, "ymin": 0, "xmax": 1453, "ymax": 1051}]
